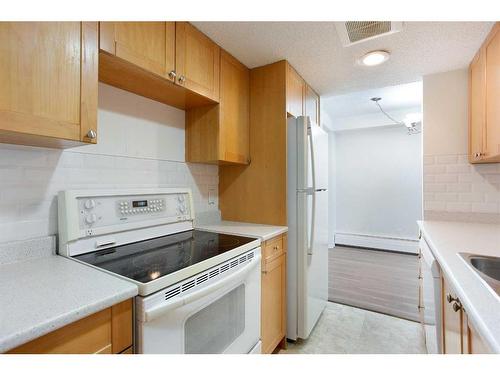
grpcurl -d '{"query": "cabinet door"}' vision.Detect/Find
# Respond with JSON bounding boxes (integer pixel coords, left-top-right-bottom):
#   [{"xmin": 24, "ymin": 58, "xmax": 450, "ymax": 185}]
[
  {"xmin": 485, "ymin": 26, "xmax": 500, "ymax": 160},
  {"xmin": 219, "ymin": 50, "xmax": 250, "ymax": 164},
  {"xmin": 467, "ymin": 320, "xmax": 491, "ymax": 354},
  {"xmin": 175, "ymin": 22, "xmax": 220, "ymax": 102},
  {"xmin": 304, "ymin": 84, "xmax": 320, "ymax": 126},
  {"xmin": 0, "ymin": 22, "xmax": 98, "ymax": 146},
  {"xmin": 101, "ymin": 22, "xmax": 175, "ymax": 80},
  {"xmin": 469, "ymin": 49, "xmax": 486, "ymax": 162},
  {"xmin": 286, "ymin": 64, "xmax": 304, "ymax": 118},
  {"xmin": 442, "ymin": 277, "xmax": 463, "ymax": 354},
  {"xmin": 261, "ymin": 253, "xmax": 286, "ymax": 354}
]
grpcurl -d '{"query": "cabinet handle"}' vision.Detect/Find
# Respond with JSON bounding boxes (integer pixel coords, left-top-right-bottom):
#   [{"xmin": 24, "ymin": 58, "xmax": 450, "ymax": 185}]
[
  {"xmin": 178, "ymin": 75, "xmax": 186, "ymax": 84},
  {"xmin": 86, "ymin": 129, "xmax": 97, "ymax": 139},
  {"xmin": 168, "ymin": 70, "xmax": 176, "ymax": 80},
  {"xmin": 273, "ymin": 245, "xmax": 279, "ymax": 250},
  {"xmin": 446, "ymin": 293, "xmax": 457, "ymax": 304},
  {"xmin": 474, "ymin": 152, "xmax": 485, "ymax": 158}
]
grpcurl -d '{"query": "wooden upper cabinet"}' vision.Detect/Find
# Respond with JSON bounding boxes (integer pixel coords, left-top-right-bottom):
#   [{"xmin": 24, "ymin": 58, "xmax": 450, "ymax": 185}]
[
  {"xmin": 98, "ymin": 22, "xmax": 217, "ymax": 110},
  {"xmin": 469, "ymin": 22, "xmax": 500, "ymax": 163},
  {"xmin": 185, "ymin": 50, "xmax": 249, "ymax": 165},
  {"xmin": 286, "ymin": 64, "xmax": 304, "ymax": 118},
  {"xmin": 304, "ymin": 84, "xmax": 320, "ymax": 126},
  {"xmin": 286, "ymin": 63, "xmax": 319, "ymax": 124},
  {"xmin": 175, "ymin": 22, "xmax": 220, "ymax": 102},
  {"xmin": 485, "ymin": 25, "xmax": 500, "ymax": 161},
  {"xmin": 219, "ymin": 50, "xmax": 250, "ymax": 164},
  {"xmin": 469, "ymin": 48, "xmax": 486, "ymax": 163},
  {"xmin": 100, "ymin": 22, "xmax": 175, "ymax": 81},
  {"xmin": 0, "ymin": 22, "xmax": 98, "ymax": 148}
]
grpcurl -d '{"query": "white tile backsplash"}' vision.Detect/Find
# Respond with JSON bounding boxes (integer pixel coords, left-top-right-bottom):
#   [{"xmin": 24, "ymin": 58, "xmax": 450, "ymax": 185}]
[
  {"xmin": 0, "ymin": 145, "xmax": 220, "ymax": 243},
  {"xmin": 424, "ymin": 153, "xmax": 500, "ymax": 223}
]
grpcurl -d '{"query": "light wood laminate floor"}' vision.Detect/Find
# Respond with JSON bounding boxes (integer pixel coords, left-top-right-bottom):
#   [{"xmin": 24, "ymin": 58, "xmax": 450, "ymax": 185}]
[{"xmin": 329, "ymin": 246, "xmax": 420, "ymax": 322}]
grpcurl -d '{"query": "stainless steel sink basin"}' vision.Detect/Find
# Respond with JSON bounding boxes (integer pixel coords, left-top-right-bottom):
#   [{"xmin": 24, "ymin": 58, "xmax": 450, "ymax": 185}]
[{"xmin": 460, "ymin": 253, "xmax": 500, "ymax": 295}]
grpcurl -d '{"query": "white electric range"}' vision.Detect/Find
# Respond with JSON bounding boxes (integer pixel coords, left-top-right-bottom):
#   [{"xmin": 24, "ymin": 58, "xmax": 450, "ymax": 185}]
[{"xmin": 57, "ymin": 188, "xmax": 262, "ymax": 354}]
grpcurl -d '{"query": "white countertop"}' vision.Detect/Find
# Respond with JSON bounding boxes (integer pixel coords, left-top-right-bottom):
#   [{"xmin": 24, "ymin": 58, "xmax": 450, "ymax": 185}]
[
  {"xmin": 0, "ymin": 255, "xmax": 138, "ymax": 353},
  {"xmin": 418, "ymin": 220, "xmax": 500, "ymax": 353},
  {"xmin": 195, "ymin": 220, "xmax": 288, "ymax": 241}
]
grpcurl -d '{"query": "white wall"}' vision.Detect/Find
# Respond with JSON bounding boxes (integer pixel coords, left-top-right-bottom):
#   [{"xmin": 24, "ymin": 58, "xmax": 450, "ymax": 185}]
[
  {"xmin": 423, "ymin": 69, "xmax": 500, "ymax": 223},
  {"xmin": 335, "ymin": 125, "xmax": 422, "ymax": 251},
  {"xmin": 328, "ymin": 132, "xmax": 336, "ymax": 248},
  {"xmin": 0, "ymin": 83, "xmax": 220, "ymax": 243}
]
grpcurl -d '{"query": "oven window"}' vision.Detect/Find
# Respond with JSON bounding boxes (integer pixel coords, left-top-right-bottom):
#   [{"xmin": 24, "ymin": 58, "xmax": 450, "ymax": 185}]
[{"xmin": 184, "ymin": 285, "xmax": 245, "ymax": 354}]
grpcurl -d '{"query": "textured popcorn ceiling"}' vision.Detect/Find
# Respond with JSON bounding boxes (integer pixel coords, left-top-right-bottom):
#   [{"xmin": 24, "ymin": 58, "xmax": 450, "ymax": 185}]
[{"xmin": 192, "ymin": 22, "xmax": 494, "ymax": 96}]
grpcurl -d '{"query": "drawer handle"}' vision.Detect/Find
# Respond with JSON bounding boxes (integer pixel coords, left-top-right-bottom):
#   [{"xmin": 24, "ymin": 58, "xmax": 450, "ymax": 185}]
[
  {"xmin": 446, "ymin": 293, "xmax": 456, "ymax": 303},
  {"xmin": 273, "ymin": 245, "xmax": 279, "ymax": 250},
  {"xmin": 452, "ymin": 301, "xmax": 463, "ymax": 312}
]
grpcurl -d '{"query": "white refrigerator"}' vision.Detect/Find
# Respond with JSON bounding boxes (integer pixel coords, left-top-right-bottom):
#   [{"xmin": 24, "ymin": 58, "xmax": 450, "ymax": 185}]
[{"xmin": 287, "ymin": 116, "xmax": 329, "ymax": 341}]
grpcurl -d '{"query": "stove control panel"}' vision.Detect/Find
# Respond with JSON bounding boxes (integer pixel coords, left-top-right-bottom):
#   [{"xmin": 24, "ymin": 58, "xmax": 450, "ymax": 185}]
[
  {"xmin": 71, "ymin": 190, "xmax": 193, "ymax": 234},
  {"xmin": 117, "ymin": 198, "xmax": 166, "ymax": 216},
  {"xmin": 58, "ymin": 188, "xmax": 195, "ymax": 256}
]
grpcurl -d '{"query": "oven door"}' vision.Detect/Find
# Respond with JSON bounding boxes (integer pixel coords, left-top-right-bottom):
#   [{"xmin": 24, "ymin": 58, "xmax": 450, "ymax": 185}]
[{"xmin": 136, "ymin": 249, "xmax": 261, "ymax": 354}]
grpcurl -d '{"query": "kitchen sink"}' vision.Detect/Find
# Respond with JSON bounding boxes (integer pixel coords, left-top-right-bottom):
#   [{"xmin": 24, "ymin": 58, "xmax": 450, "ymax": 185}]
[{"xmin": 460, "ymin": 253, "xmax": 500, "ymax": 295}]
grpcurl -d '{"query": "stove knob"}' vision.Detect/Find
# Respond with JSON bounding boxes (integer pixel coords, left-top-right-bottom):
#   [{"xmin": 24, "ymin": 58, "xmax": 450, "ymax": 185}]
[
  {"xmin": 84, "ymin": 199, "xmax": 96, "ymax": 210},
  {"xmin": 85, "ymin": 213, "xmax": 97, "ymax": 225}
]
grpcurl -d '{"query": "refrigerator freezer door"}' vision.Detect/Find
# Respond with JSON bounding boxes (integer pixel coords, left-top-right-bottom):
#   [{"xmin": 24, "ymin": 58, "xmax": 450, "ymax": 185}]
[{"xmin": 310, "ymin": 124, "xmax": 329, "ymax": 190}]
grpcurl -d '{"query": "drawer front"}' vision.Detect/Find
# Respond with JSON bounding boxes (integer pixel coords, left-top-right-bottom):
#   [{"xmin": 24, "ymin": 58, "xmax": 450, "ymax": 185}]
[
  {"xmin": 263, "ymin": 236, "xmax": 284, "ymax": 261},
  {"xmin": 8, "ymin": 308, "xmax": 112, "ymax": 354}
]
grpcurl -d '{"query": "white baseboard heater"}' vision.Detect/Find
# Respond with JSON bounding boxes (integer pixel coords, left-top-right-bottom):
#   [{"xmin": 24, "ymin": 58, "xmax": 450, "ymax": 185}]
[{"xmin": 334, "ymin": 232, "xmax": 419, "ymax": 254}]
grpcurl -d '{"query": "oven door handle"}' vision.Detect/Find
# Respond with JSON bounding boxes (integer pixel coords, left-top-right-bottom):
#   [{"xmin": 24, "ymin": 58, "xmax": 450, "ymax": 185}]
[{"xmin": 141, "ymin": 253, "xmax": 261, "ymax": 323}]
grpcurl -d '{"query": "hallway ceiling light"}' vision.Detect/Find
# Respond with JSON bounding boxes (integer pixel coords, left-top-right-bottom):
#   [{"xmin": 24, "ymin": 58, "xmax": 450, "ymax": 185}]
[
  {"xmin": 403, "ymin": 112, "xmax": 422, "ymax": 128},
  {"xmin": 359, "ymin": 50, "xmax": 390, "ymax": 66}
]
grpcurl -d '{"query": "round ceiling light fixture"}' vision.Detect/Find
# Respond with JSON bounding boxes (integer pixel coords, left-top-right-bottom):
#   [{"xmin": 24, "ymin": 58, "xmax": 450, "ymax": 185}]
[{"xmin": 359, "ymin": 50, "xmax": 390, "ymax": 67}]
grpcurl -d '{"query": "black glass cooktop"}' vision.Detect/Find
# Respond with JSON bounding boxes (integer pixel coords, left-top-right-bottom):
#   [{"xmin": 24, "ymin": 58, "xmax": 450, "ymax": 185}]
[{"xmin": 74, "ymin": 230, "xmax": 256, "ymax": 284}]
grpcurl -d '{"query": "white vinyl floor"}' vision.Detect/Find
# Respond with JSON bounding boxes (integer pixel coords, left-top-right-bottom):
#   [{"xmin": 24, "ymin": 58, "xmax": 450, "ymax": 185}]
[{"xmin": 280, "ymin": 302, "xmax": 427, "ymax": 354}]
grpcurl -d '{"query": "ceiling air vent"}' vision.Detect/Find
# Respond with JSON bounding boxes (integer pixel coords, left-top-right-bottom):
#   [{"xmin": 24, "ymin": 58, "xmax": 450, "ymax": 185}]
[{"xmin": 336, "ymin": 21, "xmax": 404, "ymax": 47}]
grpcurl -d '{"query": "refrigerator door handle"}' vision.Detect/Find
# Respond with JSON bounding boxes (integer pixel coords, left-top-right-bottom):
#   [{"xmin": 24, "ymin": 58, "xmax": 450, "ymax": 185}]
[
  {"xmin": 307, "ymin": 127, "xmax": 316, "ymax": 255},
  {"xmin": 308, "ymin": 192, "xmax": 316, "ymax": 255}
]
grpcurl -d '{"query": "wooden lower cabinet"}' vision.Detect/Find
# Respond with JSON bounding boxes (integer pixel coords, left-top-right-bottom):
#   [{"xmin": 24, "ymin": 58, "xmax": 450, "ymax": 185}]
[
  {"xmin": 441, "ymin": 275, "xmax": 490, "ymax": 354},
  {"xmin": 464, "ymin": 316, "xmax": 491, "ymax": 354},
  {"xmin": 261, "ymin": 233, "xmax": 287, "ymax": 354},
  {"xmin": 8, "ymin": 299, "xmax": 133, "ymax": 354},
  {"xmin": 442, "ymin": 277, "xmax": 463, "ymax": 353}
]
